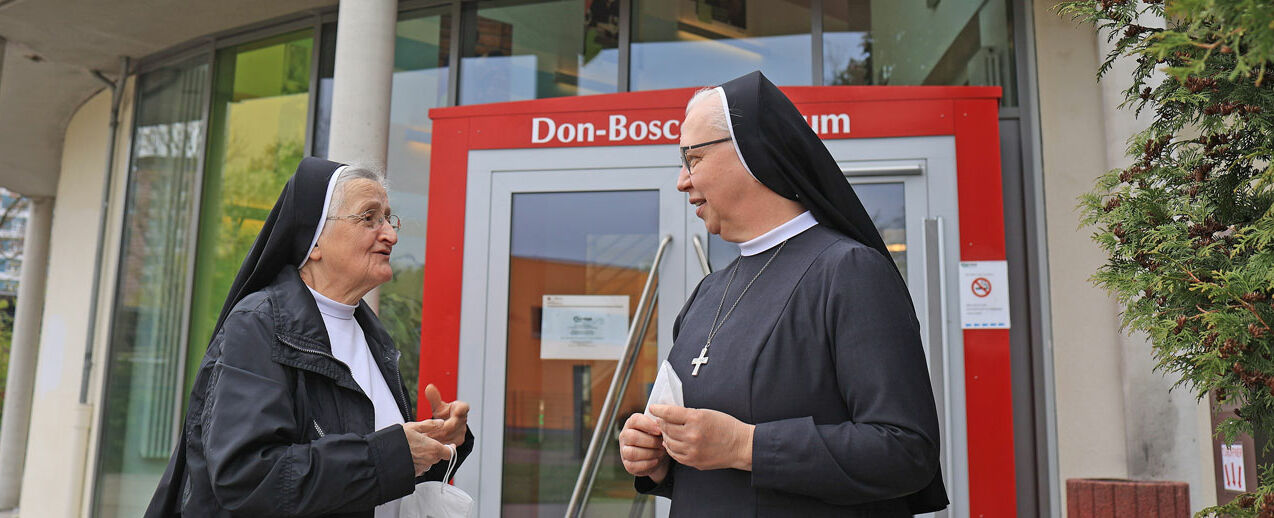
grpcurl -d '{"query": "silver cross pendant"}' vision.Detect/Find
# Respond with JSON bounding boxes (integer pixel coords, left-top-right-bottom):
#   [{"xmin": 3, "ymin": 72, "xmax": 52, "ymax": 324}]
[{"xmin": 690, "ymin": 346, "xmax": 709, "ymax": 376}]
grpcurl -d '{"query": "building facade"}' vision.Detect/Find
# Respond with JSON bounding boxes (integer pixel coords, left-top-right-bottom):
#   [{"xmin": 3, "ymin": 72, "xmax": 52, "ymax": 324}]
[{"xmin": 0, "ymin": 0, "xmax": 1218, "ymax": 516}]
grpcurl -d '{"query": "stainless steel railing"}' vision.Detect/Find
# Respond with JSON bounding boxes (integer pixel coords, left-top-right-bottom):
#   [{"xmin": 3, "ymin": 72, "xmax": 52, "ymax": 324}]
[
  {"xmin": 691, "ymin": 235, "xmax": 711, "ymax": 275},
  {"xmin": 566, "ymin": 235, "xmax": 673, "ymax": 518}
]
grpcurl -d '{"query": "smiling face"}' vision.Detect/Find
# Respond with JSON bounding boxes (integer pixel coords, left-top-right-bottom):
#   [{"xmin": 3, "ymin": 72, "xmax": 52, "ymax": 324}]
[
  {"xmin": 677, "ymin": 97, "xmax": 762, "ymax": 241},
  {"xmin": 302, "ymin": 178, "xmax": 398, "ymax": 303}
]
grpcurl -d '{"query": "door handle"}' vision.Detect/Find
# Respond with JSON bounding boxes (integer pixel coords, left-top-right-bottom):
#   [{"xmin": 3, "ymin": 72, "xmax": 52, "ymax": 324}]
[
  {"xmin": 924, "ymin": 217, "xmax": 952, "ymax": 517},
  {"xmin": 691, "ymin": 234, "xmax": 711, "ymax": 275}
]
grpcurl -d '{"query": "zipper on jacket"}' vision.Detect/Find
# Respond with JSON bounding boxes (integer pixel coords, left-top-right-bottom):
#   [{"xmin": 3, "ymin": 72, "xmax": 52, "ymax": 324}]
[
  {"xmin": 387, "ymin": 349, "xmax": 411, "ymax": 421},
  {"xmin": 277, "ymin": 334, "xmax": 354, "ymax": 378},
  {"xmin": 312, "ymin": 420, "xmax": 326, "ymax": 438}
]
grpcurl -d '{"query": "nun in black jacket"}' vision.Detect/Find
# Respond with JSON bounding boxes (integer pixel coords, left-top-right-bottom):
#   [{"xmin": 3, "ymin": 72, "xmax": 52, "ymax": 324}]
[{"xmin": 145, "ymin": 158, "xmax": 474, "ymax": 517}]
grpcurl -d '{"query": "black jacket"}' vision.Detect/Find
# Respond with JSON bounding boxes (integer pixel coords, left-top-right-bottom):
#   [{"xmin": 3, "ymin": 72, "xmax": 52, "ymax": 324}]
[{"xmin": 150, "ymin": 268, "xmax": 473, "ymax": 517}]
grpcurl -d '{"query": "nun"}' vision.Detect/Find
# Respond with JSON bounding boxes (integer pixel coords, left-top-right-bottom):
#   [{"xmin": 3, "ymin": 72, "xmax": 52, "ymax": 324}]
[
  {"xmin": 146, "ymin": 158, "xmax": 474, "ymax": 517},
  {"xmin": 618, "ymin": 72, "xmax": 948, "ymax": 516}
]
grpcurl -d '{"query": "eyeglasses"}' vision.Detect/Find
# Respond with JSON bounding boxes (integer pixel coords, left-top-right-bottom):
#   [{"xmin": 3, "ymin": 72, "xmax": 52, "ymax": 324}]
[
  {"xmin": 679, "ymin": 136, "xmax": 732, "ymax": 175},
  {"xmin": 327, "ymin": 209, "xmax": 401, "ymax": 231}
]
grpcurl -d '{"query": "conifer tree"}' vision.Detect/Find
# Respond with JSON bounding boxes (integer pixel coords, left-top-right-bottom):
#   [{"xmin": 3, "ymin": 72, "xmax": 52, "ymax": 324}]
[{"xmin": 1058, "ymin": 1, "xmax": 1273, "ymax": 515}]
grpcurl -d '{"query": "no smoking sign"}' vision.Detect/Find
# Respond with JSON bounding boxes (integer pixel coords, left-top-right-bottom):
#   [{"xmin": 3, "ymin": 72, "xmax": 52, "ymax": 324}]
[
  {"xmin": 959, "ymin": 261, "xmax": 1010, "ymax": 329},
  {"xmin": 971, "ymin": 277, "xmax": 992, "ymax": 298}
]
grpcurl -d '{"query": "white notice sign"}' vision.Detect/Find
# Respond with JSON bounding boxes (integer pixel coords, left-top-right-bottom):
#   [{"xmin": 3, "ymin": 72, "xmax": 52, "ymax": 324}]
[
  {"xmin": 540, "ymin": 295, "xmax": 630, "ymax": 360},
  {"xmin": 958, "ymin": 261, "xmax": 1011, "ymax": 329},
  {"xmin": 1222, "ymin": 443, "xmax": 1246, "ymax": 491}
]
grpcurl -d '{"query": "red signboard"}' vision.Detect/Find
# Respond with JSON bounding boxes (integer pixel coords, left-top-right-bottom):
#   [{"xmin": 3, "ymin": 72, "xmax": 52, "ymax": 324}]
[{"xmin": 423, "ymin": 86, "xmax": 1015, "ymax": 516}]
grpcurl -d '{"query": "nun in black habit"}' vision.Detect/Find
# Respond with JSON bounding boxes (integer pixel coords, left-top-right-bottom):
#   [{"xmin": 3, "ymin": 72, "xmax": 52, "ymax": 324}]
[
  {"xmin": 618, "ymin": 72, "xmax": 948, "ymax": 516},
  {"xmin": 145, "ymin": 158, "xmax": 473, "ymax": 517}
]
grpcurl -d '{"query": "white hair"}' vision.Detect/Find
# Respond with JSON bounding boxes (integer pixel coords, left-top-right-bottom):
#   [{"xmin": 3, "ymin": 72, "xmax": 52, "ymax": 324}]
[
  {"xmin": 685, "ymin": 87, "xmax": 731, "ymax": 134},
  {"xmin": 326, "ymin": 167, "xmax": 388, "ymax": 219}
]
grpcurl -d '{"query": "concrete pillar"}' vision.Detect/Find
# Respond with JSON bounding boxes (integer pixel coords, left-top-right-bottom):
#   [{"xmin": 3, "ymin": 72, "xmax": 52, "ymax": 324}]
[
  {"xmin": 327, "ymin": 0, "xmax": 396, "ymax": 311},
  {"xmin": 0, "ymin": 196, "xmax": 53, "ymax": 509}
]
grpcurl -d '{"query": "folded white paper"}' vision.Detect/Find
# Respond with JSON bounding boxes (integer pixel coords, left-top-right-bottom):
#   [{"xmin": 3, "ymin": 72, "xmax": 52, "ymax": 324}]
[{"xmin": 644, "ymin": 360, "xmax": 684, "ymax": 416}]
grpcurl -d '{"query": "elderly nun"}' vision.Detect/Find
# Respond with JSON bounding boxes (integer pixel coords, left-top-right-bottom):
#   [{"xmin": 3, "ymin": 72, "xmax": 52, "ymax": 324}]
[
  {"xmin": 619, "ymin": 72, "xmax": 946, "ymax": 516},
  {"xmin": 146, "ymin": 158, "xmax": 474, "ymax": 517}
]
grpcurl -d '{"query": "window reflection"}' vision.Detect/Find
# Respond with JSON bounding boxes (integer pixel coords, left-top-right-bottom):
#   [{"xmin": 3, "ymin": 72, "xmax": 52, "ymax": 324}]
[
  {"xmin": 94, "ymin": 55, "xmax": 209, "ymax": 518},
  {"xmin": 632, "ymin": 0, "xmax": 812, "ymax": 90},
  {"xmin": 823, "ymin": 0, "xmax": 1016, "ymax": 106},
  {"xmin": 313, "ymin": 11, "xmax": 453, "ymax": 397},
  {"xmin": 504, "ymin": 191, "xmax": 658, "ymax": 517},
  {"xmin": 188, "ymin": 30, "xmax": 313, "ymax": 380},
  {"xmin": 382, "ymin": 9, "xmax": 452, "ymax": 397},
  {"xmin": 460, "ymin": 0, "xmax": 619, "ymax": 104}
]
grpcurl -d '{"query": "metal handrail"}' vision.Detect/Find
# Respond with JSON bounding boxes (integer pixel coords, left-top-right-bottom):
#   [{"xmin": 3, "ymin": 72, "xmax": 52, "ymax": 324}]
[
  {"xmin": 691, "ymin": 235, "xmax": 711, "ymax": 275},
  {"xmin": 566, "ymin": 234, "xmax": 673, "ymax": 518}
]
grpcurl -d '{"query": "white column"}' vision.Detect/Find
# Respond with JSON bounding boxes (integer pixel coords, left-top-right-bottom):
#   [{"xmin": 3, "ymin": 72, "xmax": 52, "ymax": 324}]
[
  {"xmin": 328, "ymin": 0, "xmax": 397, "ymax": 311},
  {"xmin": 0, "ymin": 196, "xmax": 53, "ymax": 509}
]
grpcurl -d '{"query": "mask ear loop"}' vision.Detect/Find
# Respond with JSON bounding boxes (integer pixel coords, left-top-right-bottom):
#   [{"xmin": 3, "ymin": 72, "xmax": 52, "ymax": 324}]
[{"xmin": 441, "ymin": 443, "xmax": 459, "ymax": 493}]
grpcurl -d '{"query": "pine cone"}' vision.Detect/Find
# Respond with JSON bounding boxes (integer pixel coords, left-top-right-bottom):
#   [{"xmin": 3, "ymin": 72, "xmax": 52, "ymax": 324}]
[
  {"xmin": 1203, "ymin": 333, "xmax": 1218, "ymax": 349},
  {"xmin": 1104, "ymin": 197, "xmax": 1122, "ymax": 212},
  {"xmin": 1249, "ymin": 323, "xmax": 1268, "ymax": 339}
]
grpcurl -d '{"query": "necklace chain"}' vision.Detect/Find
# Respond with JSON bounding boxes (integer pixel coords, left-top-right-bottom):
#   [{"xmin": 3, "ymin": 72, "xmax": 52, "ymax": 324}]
[{"xmin": 704, "ymin": 239, "xmax": 788, "ymax": 351}]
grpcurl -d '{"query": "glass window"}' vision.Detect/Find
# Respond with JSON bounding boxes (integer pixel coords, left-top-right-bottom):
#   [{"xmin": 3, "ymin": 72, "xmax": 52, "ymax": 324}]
[
  {"xmin": 459, "ymin": 0, "xmax": 619, "ymax": 104},
  {"xmin": 312, "ymin": 10, "xmax": 452, "ymax": 398},
  {"xmin": 631, "ymin": 0, "xmax": 812, "ymax": 90},
  {"xmin": 823, "ymin": 0, "xmax": 1016, "ymax": 106},
  {"xmin": 187, "ymin": 30, "xmax": 314, "ymax": 389},
  {"xmin": 503, "ymin": 190, "xmax": 659, "ymax": 516},
  {"xmin": 380, "ymin": 8, "xmax": 453, "ymax": 398},
  {"xmin": 92, "ymin": 55, "xmax": 210, "ymax": 518}
]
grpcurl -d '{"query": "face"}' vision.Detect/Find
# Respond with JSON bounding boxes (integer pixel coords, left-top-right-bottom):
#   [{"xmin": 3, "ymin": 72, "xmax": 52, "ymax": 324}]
[
  {"xmin": 310, "ymin": 179, "xmax": 398, "ymax": 291},
  {"xmin": 677, "ymin": 99, "xmax": 755, "ymax": 239}
]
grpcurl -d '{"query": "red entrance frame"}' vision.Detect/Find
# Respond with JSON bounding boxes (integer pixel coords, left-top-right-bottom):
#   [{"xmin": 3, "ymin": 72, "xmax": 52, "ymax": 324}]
[{"xmin": 422, "ymin": 86, "xmax": 1015, "ymax": 516}]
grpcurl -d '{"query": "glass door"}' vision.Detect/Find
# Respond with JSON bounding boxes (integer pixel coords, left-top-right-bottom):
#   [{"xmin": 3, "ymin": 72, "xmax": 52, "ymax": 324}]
[{"xmin": 475, "ymin": 167, "xmax": 686, "ymax": 517}]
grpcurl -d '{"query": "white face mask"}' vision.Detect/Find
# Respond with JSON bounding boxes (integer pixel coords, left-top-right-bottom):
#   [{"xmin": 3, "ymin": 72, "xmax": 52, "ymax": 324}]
[
  {"xmin": 401, "ymin": 445, "xmax": 474, "ymax": 518},
  {"xmin": 645, "ymin": 360, "xmax": 685, "ymax": 416}
]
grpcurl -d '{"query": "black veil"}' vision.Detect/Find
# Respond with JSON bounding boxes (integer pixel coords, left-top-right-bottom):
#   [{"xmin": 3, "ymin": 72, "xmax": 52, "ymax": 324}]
[{"xmin": 715, "ymin": 71, "xmax": 894, "ymax": 269}]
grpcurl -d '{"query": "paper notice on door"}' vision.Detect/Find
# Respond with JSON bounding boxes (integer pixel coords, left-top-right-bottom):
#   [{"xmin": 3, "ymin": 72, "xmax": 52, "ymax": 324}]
[
  {"xmin": 539, "ymin": 295, "xmax": 630, "ymax": 360},
  {"xmin": 958, "ymin": 261, "xmax": 1010, "ymax": 329}
]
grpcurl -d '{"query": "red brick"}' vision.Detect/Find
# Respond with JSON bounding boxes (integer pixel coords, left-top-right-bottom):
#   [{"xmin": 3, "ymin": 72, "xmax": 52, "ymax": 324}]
[
  {"xmin": 1114, "ymin": 481, "xmax": 1137, "ymax": 516},
  {"xmin": 1135, "ymin": 482, "xmax": 1159, "ymax": 516},
  {"xmin": 1065, "ymin": 479, "xmax": 1189, "ymax": 517},
  {"xmin": 1093, "ymin": 480, "xmax": 1115, "ymax": 517}
]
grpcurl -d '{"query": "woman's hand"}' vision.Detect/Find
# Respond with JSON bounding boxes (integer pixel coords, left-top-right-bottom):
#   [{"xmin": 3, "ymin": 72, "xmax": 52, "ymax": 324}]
[
  {"xmin": 424, "ymin": 383, "xmax": 470, "ymax": 446},
  {"xmin": 403, "ymin": 420, "xmax": 454, "ymax": 476},
  {"xmin": 619, "ymin": 413, "xmax": 670, "ymax": 482},
  {"xmin": 648, "ymin": 404, "xmax": 754, "ymax": 472}
]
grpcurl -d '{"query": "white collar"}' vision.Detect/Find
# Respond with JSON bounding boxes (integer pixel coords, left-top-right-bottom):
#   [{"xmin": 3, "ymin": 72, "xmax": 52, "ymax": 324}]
[
  {"xmin": 739, "ymin": 211, "xmax": 817, "ymax": 256},
  {"xmin": 307, "ymin": 286, "xmax": 357, "ymax": 320}
]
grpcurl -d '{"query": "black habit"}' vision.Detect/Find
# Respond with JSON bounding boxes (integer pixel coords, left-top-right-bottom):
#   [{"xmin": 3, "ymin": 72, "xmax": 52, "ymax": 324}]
[{"xmin": 637, "ymin": 72, "xmax": 947, "ymax": 516}]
